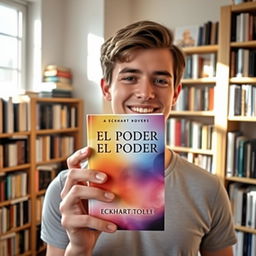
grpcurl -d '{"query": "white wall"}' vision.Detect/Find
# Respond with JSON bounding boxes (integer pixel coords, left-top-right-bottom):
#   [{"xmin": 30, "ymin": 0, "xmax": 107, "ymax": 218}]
[
  {"xmin": 104, "ymin": 0, "xmax": 232, "ymax": 37},
  {"xmin": 62, "ymin": 0, "xmax": 104, "ymax": 133},
  {"xmin": 27, "ymin": 0, "xmax": 233, "ymax": 143}
]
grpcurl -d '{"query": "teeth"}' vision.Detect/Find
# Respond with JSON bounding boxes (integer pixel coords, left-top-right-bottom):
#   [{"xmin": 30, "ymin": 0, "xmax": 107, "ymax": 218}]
[{"xmin": 130, "ymin": 107, "xmax": 154, "ymax": 113}]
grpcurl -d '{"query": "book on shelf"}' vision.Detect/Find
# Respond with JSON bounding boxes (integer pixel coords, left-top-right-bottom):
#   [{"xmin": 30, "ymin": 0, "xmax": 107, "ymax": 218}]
[
  {"xmin": 174, "ymin": 85, "xmax": 214, "ymax": 111},
  {"xmin": 229, "ymin": 84, "xmax": 256, "ymax": 117},
  {"xmin": 183, "ymin": 53, "xmax": 216, "ymax": 79},
  {"xmin": 174, "ymin": 21, "xmax": 219, "ymax": 47},
  {"xmin": 87, "ymin": 114, "xmax": 165, "ymax": 230},
  {"xmin": 226, "ymin": 131, "xmax": 256, "ymax": 178},
  {"xmin": 35, "ymin": 164, "xmax": 58, "ymax": 192},
  {"xmin": 167, "ymin": 118, "xmax": 213, "ymax": 150}
]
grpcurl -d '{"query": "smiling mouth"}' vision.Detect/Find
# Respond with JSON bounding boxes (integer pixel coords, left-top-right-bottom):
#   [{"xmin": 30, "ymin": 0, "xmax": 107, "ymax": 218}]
[{"xmin": 129, "ymin": 106, "xmax": 158, "ymax": 113}]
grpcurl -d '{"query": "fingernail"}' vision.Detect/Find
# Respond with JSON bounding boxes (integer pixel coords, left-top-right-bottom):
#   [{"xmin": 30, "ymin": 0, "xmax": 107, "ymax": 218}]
[
  {"xmin": 104, "ymin": 192, "xmax": 115, "ymax": 200},
  {"xmin": 107, "ymin": 224, "xmax": 117, "ymax": 232},
  {"xmin": 80, "ymin": 147, "xmax": 87, "ymax": 154},
  {"xmin": 96, "ymin": 173, "xmax": 106, "ymax": 181}
]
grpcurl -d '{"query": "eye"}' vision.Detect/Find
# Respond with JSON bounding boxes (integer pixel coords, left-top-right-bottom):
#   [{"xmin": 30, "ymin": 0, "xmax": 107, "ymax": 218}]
[
  {"xmin": 121, "ymin": 76, "xmax": 137, "ymax": 83},
  {"xmin": 153, "ymin": 78, "xmax": 169, "ymax": 87}
]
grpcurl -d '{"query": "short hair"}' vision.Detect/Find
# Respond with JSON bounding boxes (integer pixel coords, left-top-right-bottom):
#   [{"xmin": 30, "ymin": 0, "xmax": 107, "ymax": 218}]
[{"xmin": 100, "ymin": 20, "xmax": 185, "ymax": 88}]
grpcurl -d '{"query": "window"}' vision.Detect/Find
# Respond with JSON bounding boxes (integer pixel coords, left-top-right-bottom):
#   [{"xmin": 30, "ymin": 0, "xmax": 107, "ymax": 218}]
[{"xmin": 0, "ymin": 0, "xmax": 26, "ymax": 96}]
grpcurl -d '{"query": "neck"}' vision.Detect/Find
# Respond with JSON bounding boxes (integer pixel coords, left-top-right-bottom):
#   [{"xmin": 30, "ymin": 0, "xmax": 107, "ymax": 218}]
[{"xmin": 165, "ymin": 147, "xmax": 172, "ymax": 169}]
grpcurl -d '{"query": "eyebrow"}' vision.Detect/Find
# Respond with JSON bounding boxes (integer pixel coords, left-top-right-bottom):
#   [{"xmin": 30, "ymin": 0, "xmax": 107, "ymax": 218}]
[{"xmin": 119, "ymin": 68, "xmax": 172, "ymax": 77}]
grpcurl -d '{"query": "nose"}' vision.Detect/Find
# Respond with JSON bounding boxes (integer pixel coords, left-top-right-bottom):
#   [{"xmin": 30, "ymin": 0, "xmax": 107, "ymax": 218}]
[{"xmin": 135, "ymin": 79, "xmax": 155, "ymax": 100}]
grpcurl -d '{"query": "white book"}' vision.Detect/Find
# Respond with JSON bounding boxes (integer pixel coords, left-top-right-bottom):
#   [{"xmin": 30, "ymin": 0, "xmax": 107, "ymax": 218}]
[
  {"xmin": 236, "ymin": 231, "xmax": 244, "ymax": 256},
  {"xmin": 192, "ymin": 54, "xmax": 199, "ymax": 79},
  {"xmin": 226, "ymin": 132, "xmax": 239, "ymax": 177},
  {"xmin": 251, "ymin": 234, "xmax": 256, "ymax": 256},
  {"xmin": 251, "ymin": 192, "xmax": 256, "ymax": 228}
]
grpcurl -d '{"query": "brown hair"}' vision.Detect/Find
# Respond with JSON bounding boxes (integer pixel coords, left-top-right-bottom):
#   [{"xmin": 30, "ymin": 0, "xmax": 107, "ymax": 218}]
[{"xmin": 100, "ymin": 20, "xmax": 185, "ymax": 88}]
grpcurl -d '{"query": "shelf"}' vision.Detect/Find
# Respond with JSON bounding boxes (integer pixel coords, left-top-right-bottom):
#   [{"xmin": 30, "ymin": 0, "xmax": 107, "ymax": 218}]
[
  {"xmin": 226, "ymin": 176, "xmax": 256, "ymax": 185},
  {"xmin": 181, "ymin": 78, "xmax": 216, "ymax": 84},
  {"xmin": 230, "ymin": 41, "xmax": 256, "ymax": 48},
  {"xmin": 36, "ymin": 157, "xmax": 68, "ymax": 165},
  {"xmin": 31, "ymin": 97, "xmax": 82, "ymax": 103},
  {"xmin": 0, "ymin": 196, "xmax": 30, "ymax": 207},
  {"xmin": 0, "ymin": 223, "xmax": 31, "ymax": 237},
  {"xmin": 0, "ymin": 164, "xmax": 31, "ymax": 173},
  {"xmin": 235, "ymin": 225, "xmax": 256, "ymax": 234},
  {"xmin": 36, "ymin": 127, "xmax": 79, "ymax": 135},
  {"xmin": 231, "ymin": 2, "xmax": 256, "ymax": 12},
  {"xmin": 36, "ymin": 190, "xmax": 46, "ymax": 197},
  {"xmin": 228, "ymin": 116, "xmax": 256, "ymax": 122},
  {"xmin": 170, "ymin": 146, "xmax": 213, "ymax": 155},
  {"xmin": 171, "ymin": 111, "xmax": 215, "ymax": 117},
  {"xmin": 182, "ymin": 45, "xmax": 218, "ymax": 54},
  {"xmin": 229, "ymin": 77, "xmax": 256, "ymax": 84},
  {"xmin": 0, "ymin": 131, "xmax": 30, "ymax": 138}
]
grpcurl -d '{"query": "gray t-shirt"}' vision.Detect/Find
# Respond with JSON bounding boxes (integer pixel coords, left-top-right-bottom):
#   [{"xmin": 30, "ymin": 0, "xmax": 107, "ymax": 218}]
[{"xmin": 41, "ymin": 152, "xmax": 237, "ymax": 255}]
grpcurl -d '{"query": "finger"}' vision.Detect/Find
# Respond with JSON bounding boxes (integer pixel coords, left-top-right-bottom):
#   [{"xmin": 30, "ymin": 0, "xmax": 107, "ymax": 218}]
[
  {"xmin": 60, "ymin": 184, "xmax": 115, "ymax": 212},
  {"xmin": 67, "ymin": 147, "xmax": 92, "ymax": 169},
  {"xmin": 61, "ymin": 169, "xmax": 108, "ymax": 199},
  {"xmin": 61, "ymin": 214, "xmax": 117, "ymax": 233}
]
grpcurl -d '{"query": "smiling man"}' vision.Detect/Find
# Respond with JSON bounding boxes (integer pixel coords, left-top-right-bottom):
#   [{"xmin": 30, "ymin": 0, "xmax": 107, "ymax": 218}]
[{"xmin": 41, "ymin": 20, "xmax": 237, "ymax": 256}]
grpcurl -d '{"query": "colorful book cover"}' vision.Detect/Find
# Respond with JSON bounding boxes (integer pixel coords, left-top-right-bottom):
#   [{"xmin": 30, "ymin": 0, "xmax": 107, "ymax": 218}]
[{"xmin": 87, "ymin": 114, "xmax": 165, "ymax": 230}]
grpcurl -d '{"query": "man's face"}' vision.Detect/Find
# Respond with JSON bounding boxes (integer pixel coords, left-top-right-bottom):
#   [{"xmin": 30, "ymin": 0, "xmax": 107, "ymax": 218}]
[{"xmin": 101, "ymin": 48, "xmax": 181, "ymax": 121}]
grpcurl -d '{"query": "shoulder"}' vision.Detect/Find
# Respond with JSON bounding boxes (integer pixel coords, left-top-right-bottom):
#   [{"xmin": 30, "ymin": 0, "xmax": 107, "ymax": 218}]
[{"xmin": 44, "ymin": 169, "xmax": 68, "ymax": 203}]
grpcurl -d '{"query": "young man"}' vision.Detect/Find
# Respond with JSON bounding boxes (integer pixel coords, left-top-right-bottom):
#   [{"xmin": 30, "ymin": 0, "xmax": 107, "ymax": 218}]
[{"xmin": 41, "ymin": 20, "xmax": 237, "ymax": 256}]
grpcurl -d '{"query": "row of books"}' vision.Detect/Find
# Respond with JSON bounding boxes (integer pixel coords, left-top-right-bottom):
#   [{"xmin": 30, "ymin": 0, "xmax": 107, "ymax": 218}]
[
  {"xmin": 36, "ymin": 135, "xmax": 75, "ymax": 162},
  {"xmin": 0, "ymin": 138, "xmax": 28, "ymax": 168},
  {"xmin": 233, "ymin": 231, "xmax": 256, "ymax": 256},
  {"xmin": 230, "ymin": 49, "xmax": 256, "ymax": 78},
  {"xmin": 229, "ymin": 84, "xmax": 256, "ymax": 117},
  {"xmin": 0, "ymin": 172, "xmax": 27, "ymax": 202},
  {"xmin": 36, "ymin": 196, "xmax": 45, "ymax": 223},
  {"xmin": 174, "ymin": 21, "xmax": 219, "ymax": 48},
  {"xmin": 226, "ymin": 132, "xmax": 256, "ymax": 178},
  {"xmin": 167, "ymin": 118, "xmax": 213, "ymax": 150},
  {"xmin": 229, "ymin": 184, "xmax": 256, "ymax": 228},
  {"xmin": 233, "ymin": 0, "xmax": 256, "ymax": 4},
  {"xmin": 173, "ymin": 85, "xmax": 214, "ymax": 111},
  {"xmin": 183, "ymin": 53, "xmax": 216, "ymax": 79},
  {"xmin": 231, "ymin": 11, "xmax": 256, "ymax": 42},
  {"xmin": 0, "ymin": 96, "xmax": 30, "ymax": 134},
  {"xmin": 0, "ymin": 199, "xmax": 30, "ymax": 234},
  {"xmin": 0, "ymin": 229, "xmax": 29, "ymax": 255},
  {"xmin": 41, "ymin": 65, "xmax": 73, "ymax": 98},
  {"xmin": 35, "ymin": 164, "xmax": 58, "ymax": 192},
  {"xmin": 179, "ymin": 152, "xmax": 213, "ymax": 174},
  {"xmin": 37, "ymin": 103, "xmax": 77, "ymax": 130}
]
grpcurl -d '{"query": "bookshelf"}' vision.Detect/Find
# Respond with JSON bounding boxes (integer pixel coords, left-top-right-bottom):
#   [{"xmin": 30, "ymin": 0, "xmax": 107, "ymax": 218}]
[
  {"xmin": 169, "ymin": 38, "xmax": 218, "ymax": 175},
  {"xmin": 218, "ymin": 2, "xmax": 256, "ymax": 254},
  {"xmin": 0, "ymin": 97, "xmax": 83, "ymax": 255}
]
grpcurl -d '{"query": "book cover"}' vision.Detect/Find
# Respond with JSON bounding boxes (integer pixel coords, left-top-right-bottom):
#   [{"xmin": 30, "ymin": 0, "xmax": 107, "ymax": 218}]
[{"xmin": 87, "ymin": 114, "xmax": 165, "ymax": 230}]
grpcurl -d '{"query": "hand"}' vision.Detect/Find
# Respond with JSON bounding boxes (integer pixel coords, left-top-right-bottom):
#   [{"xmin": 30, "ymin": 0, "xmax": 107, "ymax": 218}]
[{"xmin": 59, "ymin": 147, "xmax": 117, "ymax": 256}]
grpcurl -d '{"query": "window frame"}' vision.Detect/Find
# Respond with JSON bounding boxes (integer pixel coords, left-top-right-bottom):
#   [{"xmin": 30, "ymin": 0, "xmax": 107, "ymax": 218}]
[{"xmin": 0, "ymin": 0, "xmax": 27, "ymax": 94}]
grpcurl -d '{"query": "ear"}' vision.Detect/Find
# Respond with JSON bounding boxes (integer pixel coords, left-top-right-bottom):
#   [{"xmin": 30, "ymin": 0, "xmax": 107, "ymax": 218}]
[
  {"xmin": 172, "ymin": 83, "xmax": 182, "ymax": 106},
  {"xmin": 101, "ymin": 78, "xmax": 112, "ymax": 101}
]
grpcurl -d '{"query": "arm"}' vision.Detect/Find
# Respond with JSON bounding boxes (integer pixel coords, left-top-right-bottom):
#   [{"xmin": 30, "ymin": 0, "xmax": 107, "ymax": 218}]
[
  {"xmin": 46, "ymin": 244, "xmax": 65, "ymax": 256},
  {"xmin": 200, "ymin": 245, "xmax": 233, "ymax": 256},
  {"xmin": 46, "ymin": 147, "xmax": 117, "ymax": 256}
]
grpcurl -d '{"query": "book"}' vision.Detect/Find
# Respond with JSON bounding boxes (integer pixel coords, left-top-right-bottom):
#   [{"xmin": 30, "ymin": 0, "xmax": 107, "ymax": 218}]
[{"xmin": 87, "ymin": 114, "xmax": 165, "ymax": 230}]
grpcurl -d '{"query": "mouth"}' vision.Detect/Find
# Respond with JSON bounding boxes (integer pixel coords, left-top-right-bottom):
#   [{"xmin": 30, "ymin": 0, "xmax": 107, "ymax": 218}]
[{"xmin": 128, "ymin": 106, "xmax": 159, "ymax": 113}]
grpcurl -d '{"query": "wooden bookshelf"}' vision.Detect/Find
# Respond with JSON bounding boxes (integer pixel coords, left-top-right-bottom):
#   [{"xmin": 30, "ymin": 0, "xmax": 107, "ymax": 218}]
[
  {"xmin": 169, "ymin": 31, "xmax": 218, "ymax": 175},
  {"xmin": 0, "ymin": 97, "xmax": 83, "ymax": 256},
  {"xmin": 218, "ymin": 2, "xmax": 256, "ymax": 244}
]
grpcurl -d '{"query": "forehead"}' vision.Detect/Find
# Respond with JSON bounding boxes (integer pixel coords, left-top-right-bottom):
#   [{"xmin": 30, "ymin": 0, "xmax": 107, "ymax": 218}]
[{"xmin": 113, "ymin": 48, "xmax": 174, "ymax": 75}]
